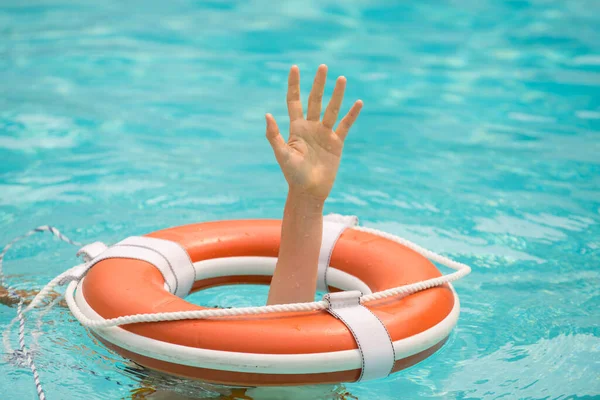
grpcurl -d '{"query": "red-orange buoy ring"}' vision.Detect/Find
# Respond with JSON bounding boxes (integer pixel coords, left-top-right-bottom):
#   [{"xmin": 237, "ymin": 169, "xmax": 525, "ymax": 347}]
[{"xmin": 74, "ymin": 219, "xmax": 459, "ymax": 386}]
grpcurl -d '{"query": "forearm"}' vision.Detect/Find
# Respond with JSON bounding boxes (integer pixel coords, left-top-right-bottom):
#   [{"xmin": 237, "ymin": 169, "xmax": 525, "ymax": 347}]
[{"xmin": 267, "ymin": 190, "xmax": 324, "ymax": 305}]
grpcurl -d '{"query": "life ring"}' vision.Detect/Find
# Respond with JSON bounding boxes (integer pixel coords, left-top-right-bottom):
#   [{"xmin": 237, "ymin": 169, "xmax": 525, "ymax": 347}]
[{"xmin": 72, "ymin": 219, "xmax": 460, "ymax": 386}]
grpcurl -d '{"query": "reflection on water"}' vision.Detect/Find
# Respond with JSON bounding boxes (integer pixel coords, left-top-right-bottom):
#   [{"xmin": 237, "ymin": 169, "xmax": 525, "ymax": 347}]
[{"xmin": 124, "ymin": 364, "xmax": 355, "ymax": 400}]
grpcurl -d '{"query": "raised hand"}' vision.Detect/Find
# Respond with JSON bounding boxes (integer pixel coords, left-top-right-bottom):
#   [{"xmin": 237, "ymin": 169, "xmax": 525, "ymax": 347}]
[{"xmin": 265, "ymin": 65, "xmax": 363, "ymax": 201}]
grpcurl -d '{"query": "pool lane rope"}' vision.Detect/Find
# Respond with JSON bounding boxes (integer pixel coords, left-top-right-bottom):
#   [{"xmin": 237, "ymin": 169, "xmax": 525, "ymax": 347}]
[{"xmin": 1, "ymin": 219, "xmax": 471, "ymax": 398}]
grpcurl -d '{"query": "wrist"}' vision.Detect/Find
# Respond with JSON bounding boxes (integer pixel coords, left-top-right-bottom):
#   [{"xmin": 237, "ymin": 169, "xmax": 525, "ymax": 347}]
[
  {"xmin": 286, "ymin": 187, "xmax": 325, "ymax": 215},
  {"xmin": 288, "ymin": 187, "xmax": 326, "ymax": 204}
]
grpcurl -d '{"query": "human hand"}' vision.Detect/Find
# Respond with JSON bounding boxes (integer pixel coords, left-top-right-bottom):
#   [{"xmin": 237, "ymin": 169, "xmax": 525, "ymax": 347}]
[{"xmin": 265, "ymin": 65, "xmax": 363, "ymax": 201}]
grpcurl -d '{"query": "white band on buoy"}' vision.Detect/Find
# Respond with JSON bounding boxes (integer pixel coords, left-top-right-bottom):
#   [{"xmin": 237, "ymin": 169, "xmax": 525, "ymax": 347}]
[
  {"xmin": 324, "ymin": 290, "xmax": 395, "ymax": 381},
  {"xmin": 82, "ymin": 237, "xmax": 195, "ymax": 298},
  {"xmin": 115, "ymin": 236, "xmax": 196, "ymax": 296},
  {"xmin": 318, "ymin": 215, "xmax": 359, "ymax": 293},
  {"xmin": 76, "ymin": 242, "xmax": 109, "ymax": 262}
]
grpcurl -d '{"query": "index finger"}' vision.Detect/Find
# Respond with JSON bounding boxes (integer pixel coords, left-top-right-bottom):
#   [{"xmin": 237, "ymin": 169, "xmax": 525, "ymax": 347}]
[{"xmin": 286, "ymin": 65, "xmax": 303, "ymax": 122}]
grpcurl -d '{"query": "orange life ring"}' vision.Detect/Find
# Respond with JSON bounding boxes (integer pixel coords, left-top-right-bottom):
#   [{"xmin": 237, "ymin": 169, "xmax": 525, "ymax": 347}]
[{"xmin": 75, "ymin": 219, "xmax": 458, "ymax": 386}]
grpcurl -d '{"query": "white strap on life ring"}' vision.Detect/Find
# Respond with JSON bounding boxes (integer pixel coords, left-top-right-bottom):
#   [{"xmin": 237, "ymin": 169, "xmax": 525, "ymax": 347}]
[
  {"xmin": 77, "ymin": 236, "xmax": 195, "ymax": 298},
  {"xmin": 324, "ymin": 290, "xmax": 395, "ymax": 381},
  {"xmin": 76, "ymin": 241, "xmax": 109, "ymax": 262},
  {"xmin": 318, "ymin": 214, "xmax": 359, "ymax": 292}
]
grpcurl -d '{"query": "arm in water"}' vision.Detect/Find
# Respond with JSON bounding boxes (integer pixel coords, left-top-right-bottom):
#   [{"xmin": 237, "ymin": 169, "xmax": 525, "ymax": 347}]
[{"xmin": 265, "ymin": 65, "xmax": 363, "ymax": 305}]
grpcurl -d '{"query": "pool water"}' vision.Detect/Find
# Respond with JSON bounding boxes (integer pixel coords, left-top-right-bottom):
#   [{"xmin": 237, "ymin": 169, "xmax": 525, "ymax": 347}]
[{"xmin": 1, "ymin": 0, "xmax": 599, "ymax": 398}]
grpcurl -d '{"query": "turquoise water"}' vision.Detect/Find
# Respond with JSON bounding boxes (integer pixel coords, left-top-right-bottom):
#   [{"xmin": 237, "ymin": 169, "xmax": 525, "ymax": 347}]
[{"xmin": 1, "ymin": 0, "xmax": 599, "ymax": 398}]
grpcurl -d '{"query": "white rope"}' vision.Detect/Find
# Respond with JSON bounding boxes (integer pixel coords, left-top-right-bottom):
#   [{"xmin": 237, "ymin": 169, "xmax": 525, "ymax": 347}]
[
  {"xmin": 17, "ymin": 299, "xmax": 46, "ymax": 400},
  {"xmin": 65, "ymin": 225, "xmax": 471, "ymax": 329},
  {"xmin": 356, "ymin": 226, "xmax": 471, "ymax": 302},
  {"xmin": 66, "ymin": 279, "xmax": 330, "ymax": 328},
  {"xmin": 0, "ymin": 226, "xmax": 80, "ymax": 400},
  {"xmin": 32, "ymin": 295, "xmax": 64, "ymax": 352},
  {"xmin": 2, "ymin": 266, "xmax": 82, "ymax": 355}
]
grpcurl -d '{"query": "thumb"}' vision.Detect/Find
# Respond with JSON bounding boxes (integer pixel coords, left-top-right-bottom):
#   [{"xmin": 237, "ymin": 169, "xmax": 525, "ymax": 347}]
[{"xmin": 265, "ymin": 113, "xmax": 287, "ymax": 162}]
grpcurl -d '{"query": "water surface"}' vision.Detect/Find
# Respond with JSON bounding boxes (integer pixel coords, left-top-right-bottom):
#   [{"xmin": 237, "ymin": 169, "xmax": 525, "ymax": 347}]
[{"xmin": 1, "ymin": 0, "xmax": 599, "ymax": 398}]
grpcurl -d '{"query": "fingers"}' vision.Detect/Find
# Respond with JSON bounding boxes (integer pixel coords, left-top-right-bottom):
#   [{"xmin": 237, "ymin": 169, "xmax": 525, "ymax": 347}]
[
  {"xmin": 285, "ymin": 66, "xmax": 356, "ymax": 135},
  {"xmin": 335, "ymin": 100, "xmax": 363, "ymax": 141},
  {"xmin": 307, "ymin": 64, "xmax": 327, "ymax": 121},
  {"xmin": 286, "ymin": 65, "xmax": 303, "ymax": 122},
  {"xmin": 322, "ymin": 76, "xmax": 347, "ymax": 129},
  {"xmin": 265, "ymin": 113, "xmax": 287, "ymax": 163}
]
